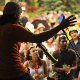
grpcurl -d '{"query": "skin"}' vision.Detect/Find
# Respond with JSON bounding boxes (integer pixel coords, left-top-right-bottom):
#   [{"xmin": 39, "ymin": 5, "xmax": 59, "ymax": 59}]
[
  {"xmin": 70, "ymin": 31, "xmax": 78, "ymax": 41},
  {"xmin": 24, "ymin": 47, "xmax": 47, "ymax": 79},
  {"xmin": 52, "ymin": 38, "xmax": 77, "ymax": 74}
]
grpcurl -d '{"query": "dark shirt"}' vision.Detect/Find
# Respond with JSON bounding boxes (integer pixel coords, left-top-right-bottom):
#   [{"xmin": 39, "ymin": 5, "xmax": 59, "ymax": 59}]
[
  {"xmin": 68, "ymin": 37, "xmax": 80, "ymax": 67},
  {"xmin": 20, "ymin": 17, "xmax": 28, "ymax": 27},
  {"xmin": 52, "ymin": 49, "xmax": 76, "ymax": 80}
]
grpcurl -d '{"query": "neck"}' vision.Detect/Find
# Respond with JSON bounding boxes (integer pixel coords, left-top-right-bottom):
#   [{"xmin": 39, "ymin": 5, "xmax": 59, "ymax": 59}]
[
  {"xmin": 47, "ymin": 43, "xmax": 52, "ymax": 48},
  {"xmin": 60, "ymin": 48, "xmax": 67, "ymax": 52},
  {"xmin": 73, "ymin": 38, "xmax": 78, "ymax": 41},
  {"xmin": 32, "ymin": 58, "xmax": 38, "ymax": 63}
]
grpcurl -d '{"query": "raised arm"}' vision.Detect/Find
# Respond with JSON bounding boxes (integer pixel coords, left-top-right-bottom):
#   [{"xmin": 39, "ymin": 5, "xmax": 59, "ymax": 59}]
[{"xmin": 27, "ymin": 15, "xmax": 76, "ymax": 43}]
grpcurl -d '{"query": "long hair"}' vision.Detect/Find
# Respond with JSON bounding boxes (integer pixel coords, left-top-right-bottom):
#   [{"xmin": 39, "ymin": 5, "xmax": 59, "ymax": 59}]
[
  {"xmin": 26, "ymin": 46, "xmax": 42, "ymax": 66},
  {"xmin": 0, "ymin": 14, "xmax": 19, "ymax": 26}
]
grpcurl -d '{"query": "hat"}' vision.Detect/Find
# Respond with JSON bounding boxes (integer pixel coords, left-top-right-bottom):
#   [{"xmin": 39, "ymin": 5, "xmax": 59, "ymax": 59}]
[
  {"xmin": 69, "ymin": 27, "xmax": 78, "ymax": 35},
  {"xmin": 3, "ymin": 2, "xmax": 22, "ymax": 15},
  {"xmin": 37, "ymin": 23, "xmax": 45, "ymax": 30}
]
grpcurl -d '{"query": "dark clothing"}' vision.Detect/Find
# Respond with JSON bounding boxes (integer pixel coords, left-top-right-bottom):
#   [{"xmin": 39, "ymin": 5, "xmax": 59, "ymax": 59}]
[
  {"xmin": 68, "ymin": 37, "xmax": 80, "ymax": 67},
  {"xmin": 73, "ymin": 67, "xmax": 80, "ymax": 78},
  {"xmin": 0, "ymin": 23, "xmax": 31, "ymax": 79},
  {"xmin": 0, "ymin": 72, "xmax": 34, "ymax": 80},
  {"xmin": 52, "ymin": 49, "xmax": 76, "ymax": 80},
  {"xmin": 68, "ymin": 37, "xmax": 80, "ymax": 78},
  {"xmin": 20, "ymin": 17, "xmax": 28, "ymax": 27}
]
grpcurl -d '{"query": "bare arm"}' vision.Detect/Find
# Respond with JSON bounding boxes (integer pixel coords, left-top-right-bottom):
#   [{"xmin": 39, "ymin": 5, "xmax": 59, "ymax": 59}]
[
  {"xmin": 52, "ymin": 65, "xmax": 70, "ymax": 72},
  {"xmin": 39, "ymin": 60, "xmax": 47, "ymax": 79},
  {"xmin": 24, "ymin": 61, "xmax": 29, "ymax": 68}
]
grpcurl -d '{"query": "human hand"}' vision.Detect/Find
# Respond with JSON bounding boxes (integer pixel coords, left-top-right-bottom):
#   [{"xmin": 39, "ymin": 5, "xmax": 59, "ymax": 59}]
[
  {"xmin": 60, "ymin": 15, "xmax": 77, "ymax": 29},
  {"xmin": 39, "ymin": 74, "xmax": 44, "ymax": 79},
  {"xmin": 33, "ymin": 74, "xmax": 39, "ymax": 79},
  {"xmin": 66, "ymin": 65, "xmax": 71, "ymax": 74}
]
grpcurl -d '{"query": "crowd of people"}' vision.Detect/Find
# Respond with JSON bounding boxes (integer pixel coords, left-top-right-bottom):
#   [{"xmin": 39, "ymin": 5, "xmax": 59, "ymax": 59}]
[
  {"xmin": 18, "ymin": 7, "xmax": 80, "ymax": 80},
  {"xmin": 0, "ymin": 1, "xmax": 79, "ymax": 80}
]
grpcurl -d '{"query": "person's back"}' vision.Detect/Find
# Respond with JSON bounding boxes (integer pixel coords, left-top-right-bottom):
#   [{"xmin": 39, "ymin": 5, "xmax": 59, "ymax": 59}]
[{"xmin": 0, "ymin": 23, "xmax": 28, "ymax": 79}]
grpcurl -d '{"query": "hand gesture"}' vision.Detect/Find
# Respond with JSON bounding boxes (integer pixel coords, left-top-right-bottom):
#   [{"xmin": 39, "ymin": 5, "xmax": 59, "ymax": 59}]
[
  {"xmin": 33, "ymin": 74, "xmax": 39, "ymax": 79},
  {"xmin": 66, "ymin": 65, "xmax": 71, "ymax": 74},
  {"xmin": 39, "ymin": 74, "xmax": 44, "ymax": 79},
  {"xmin": 60, "ymin": 15, "xmax": 77, "ymax": 29}
]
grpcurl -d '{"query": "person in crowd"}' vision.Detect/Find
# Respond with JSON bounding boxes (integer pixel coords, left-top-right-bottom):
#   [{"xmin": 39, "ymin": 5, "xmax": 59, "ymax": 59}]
[
  {"xmin": 24, "ymin": 46, "xmax": 47, "ymax": 80},
  {"xmin": 20, "ymin": 42, "xmax": 31, "ymax": 63},
  {"xmin": 58, "ymin": 11, "xmax": 64, "ymax": 24},
  {"xmin": 43, "ymin": 36, "xmax": 55, "ymax": 55},
  {"xmin": 33, "ymin": 14, "xmax": 39, "ymax": 21},
  {"xmin": 52, "ymin": 35, "xmax": 77, "ymax": 80},
  {"xmin": 68, "ymin": 27, "xmax": 80, "ymax": 80},
  {"xmin": 25, "ymin": 22, "xmax": 35, "ymax": 33},
  {"xmin": 0, "ymin": 1, "xmax": 76, "ymax": 80},
  {"xmin": 49, "ymin": 16, "xmax": 56, "ymax": 28},
  {"xmin": 48, "ymin": 10, "xmax": 54, "ymax": 20},
  {"xmin": 44, "ymin": 11, "xmax": 49, "ymax": 20},
  {"xmin": 41, "ymin": 14, "xmax": 45, "ymax": 20},
  {"xmin": 20, "ymin": 11, "xmax": 28, "ymax": 27},
  {"xmin": 37, "ymin": 23, "xmax": 45, "ymax": 33},
  {"xmin": 42, "ymin": 36, "xmax": 55, "ymax": 79}
]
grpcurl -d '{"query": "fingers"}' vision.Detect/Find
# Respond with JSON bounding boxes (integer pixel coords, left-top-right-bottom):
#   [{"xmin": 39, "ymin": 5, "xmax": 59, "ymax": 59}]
[
  {"xmin": 69, "ymin": 17, "xmax": 76, "ymax": 21},
  {"xmin": 69, "ymin": 21, "xmax": 77, "ymax": 26},
  {"xmin": 69, "ymin": 24, "xmax": 75, "ymax": 26},
  {"xmin": 63, "ymin": 15, "xmax": 65, "ymax": 20},
  {"xmin": 67, "ymin": 15, "xmax": 74, "ymax": 20},
  {"xmin": 70, "ymin": 21, "xmax": 77, "ymax": 23},
  {"xmin": 67, "ymin": 15, "xmax": 76, "ymax": 23}
]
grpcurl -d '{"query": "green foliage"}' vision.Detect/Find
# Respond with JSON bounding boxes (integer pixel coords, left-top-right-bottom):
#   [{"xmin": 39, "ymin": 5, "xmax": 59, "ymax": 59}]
[
  {"xmin": 27, "ymin": 11, "xmax": 42, "ymax": 18},
  {"xmin": 37, "ymin": 0, "xmax": 80, "ymax": 14},
  {"xmin": 10, "ymin": 0, "xmax": 16, "ymax": 2},
  {"xmin": 25, "ymin": 0, "xmax": 39, "ymax": 7},
  {"xmin": 0, "ymin": 0, "xmax": 5, "ymax": 6}
]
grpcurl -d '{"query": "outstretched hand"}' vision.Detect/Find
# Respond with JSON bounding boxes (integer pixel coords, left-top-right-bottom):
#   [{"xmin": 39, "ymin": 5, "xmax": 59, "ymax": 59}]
[{"xmin": 60, "ymin": 15, "xmax": 77, "ymax": 29}]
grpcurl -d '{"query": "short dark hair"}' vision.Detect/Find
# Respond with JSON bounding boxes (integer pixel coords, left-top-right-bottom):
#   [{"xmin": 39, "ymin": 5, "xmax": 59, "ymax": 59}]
[{"xmin": 58, "ymin": 35, "xmax": 67, "ymax": 42}]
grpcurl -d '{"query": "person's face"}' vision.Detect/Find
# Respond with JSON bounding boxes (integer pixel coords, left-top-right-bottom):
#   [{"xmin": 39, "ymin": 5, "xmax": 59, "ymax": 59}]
[
  {"xmin": 47, "ymin": 37, "xmax": 53, "ymax": 43},
  {"xmin": 59, "ymin": 38, "xmax": 67, "ymax": 50},
  {"xmin": 70, "ymin": 31, "xmax": 78, "ymax": 39},
  {"xmin": 22, "ymin": 42, "xmax": 31, "ymax": 50},
  {"xmin": 39, "ymin": 27, "xmax": 44, "ymax": 31},
  {"xmin": 29, "ymin": 48, "xmax": 39, "ymax": 58}
]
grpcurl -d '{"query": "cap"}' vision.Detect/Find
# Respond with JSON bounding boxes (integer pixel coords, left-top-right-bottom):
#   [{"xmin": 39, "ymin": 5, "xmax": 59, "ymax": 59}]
[
  {"xmin": 69, "ymin": 27, "xmax": 78, "ymax": 35},
  {"xmin": 3, "ymin": 2, "xmax": 22, "ymax": 15},
  {"xmin": 37, "ymin": 23, "xmax": 45, "ymax": 29}
]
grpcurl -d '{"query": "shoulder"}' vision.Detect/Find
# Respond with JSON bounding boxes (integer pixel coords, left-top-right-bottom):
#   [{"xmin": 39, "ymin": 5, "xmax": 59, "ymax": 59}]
[
  {"xmin": 4, "ymin": 23, "xmax": 24, "ymax": 31},
  {"xmin": 68, "ymin": 49, "xmax": 76, "ymax": 53},
  {"xmin": 52, "ymin": 50, "xmax": 59, "ymax": 56},
  {"xmin": 24, "ymin": 61, "xmax": 29, "ymax": 67},
  {"xmin": 68, "ymin": 49, "xmax": 76, "ymax": 55},
  {"xmin": 41, "ymin": 59, "xmax": 46, "ymax": 66}
]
